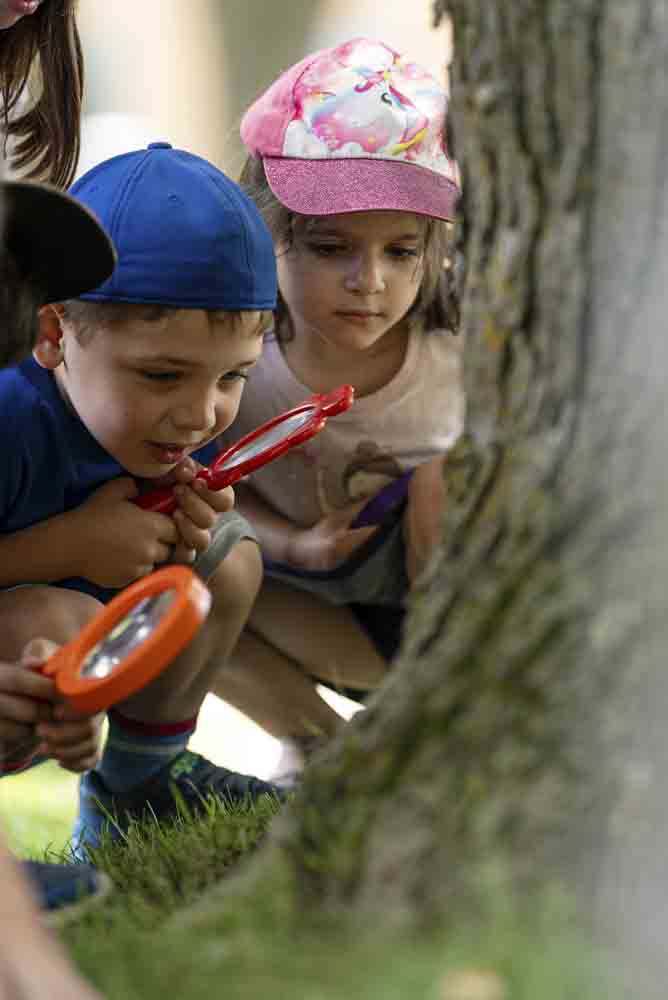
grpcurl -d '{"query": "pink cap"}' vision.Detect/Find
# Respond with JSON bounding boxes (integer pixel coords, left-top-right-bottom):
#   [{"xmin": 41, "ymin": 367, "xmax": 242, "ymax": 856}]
[{"xmin": 241, "ymin": 38, "xmax": 460, "ymax": 222}]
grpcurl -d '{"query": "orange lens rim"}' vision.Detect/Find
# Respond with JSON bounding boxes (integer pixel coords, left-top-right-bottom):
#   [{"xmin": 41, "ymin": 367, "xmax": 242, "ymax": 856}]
[{"xmin": 52, "ymin": 566, "xmax": 211, "ymax": 714}]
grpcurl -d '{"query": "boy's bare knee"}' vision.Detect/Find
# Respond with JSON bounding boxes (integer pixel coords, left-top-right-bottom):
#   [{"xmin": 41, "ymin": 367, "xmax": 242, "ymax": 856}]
[
  {"xmin": 0, "ymin": 586, "xmax": 102, "ymax": 659},
  {"xmin": 207, "ymin": 540, "xmax": 263, "ymax": 620}
]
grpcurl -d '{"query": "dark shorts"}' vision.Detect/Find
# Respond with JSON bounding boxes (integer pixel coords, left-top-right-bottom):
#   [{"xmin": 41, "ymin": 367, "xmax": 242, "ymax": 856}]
[{"xmin": 265, "ymin": 473, "xmax": 415, "ymax": 695}]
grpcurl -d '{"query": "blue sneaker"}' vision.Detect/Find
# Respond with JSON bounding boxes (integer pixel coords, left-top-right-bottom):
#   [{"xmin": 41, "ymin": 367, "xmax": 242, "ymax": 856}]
[
  {"xmin": 22, "ymin": 860, "xmax": 111, "ymax": 923},
  {"xmin": 72, "ymin": 750, "xmax": 286, "ymax": 859}
]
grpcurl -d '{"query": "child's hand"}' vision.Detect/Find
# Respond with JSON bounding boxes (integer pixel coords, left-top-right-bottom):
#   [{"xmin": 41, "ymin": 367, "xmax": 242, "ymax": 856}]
[
  {"xmin": 0, "ymin": 640, "xmax": 104, "ymax": 775},
  {"xmin": 35, "ymin": 701, "xmax": 103, "ymax": 774},
  {"xmin": 167, "ymin": 457, "xmax": 235, "ymax": 564},
  {"xmin": 285, "ymin": 502, "xmax": 378, "ymax": 572},
  {"xmin": 0, "ymin": 653, "xmax": 54, "ymax": 770},
  {"xmin": 70, "ymin": 477, "xmax": 180, "ymax": 587}
]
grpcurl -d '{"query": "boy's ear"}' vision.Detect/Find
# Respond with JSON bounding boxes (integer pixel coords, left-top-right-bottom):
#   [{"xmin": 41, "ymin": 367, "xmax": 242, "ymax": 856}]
[{"xmin": 33, "ymin": 305, "xmax": 65, "ymax": 370}]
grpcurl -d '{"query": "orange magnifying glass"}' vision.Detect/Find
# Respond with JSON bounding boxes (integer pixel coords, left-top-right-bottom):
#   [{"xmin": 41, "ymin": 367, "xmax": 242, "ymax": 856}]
[{"xmin": 36, "ymin": 566, "xmax": 211, "ymax": 714}]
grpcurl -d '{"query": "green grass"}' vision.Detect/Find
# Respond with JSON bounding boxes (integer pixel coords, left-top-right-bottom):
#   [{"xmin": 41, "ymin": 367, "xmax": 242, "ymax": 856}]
[
  {"xmin": 60, "ymin": 803, "xmax": 623, "ymax": 1000},
  {"xmin": 1, "ymin": 766, "xmax": 626, "ymax": 999},
  {"xmin": 0, "ymin": 760, "xmax": 78, "ymax": 855}
]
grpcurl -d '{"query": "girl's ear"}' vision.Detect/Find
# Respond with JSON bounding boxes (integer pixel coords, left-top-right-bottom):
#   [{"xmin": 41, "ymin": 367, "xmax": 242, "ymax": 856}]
[{"xmin": 33, "ymin": 305, "xmax": 65, "ymax": 370}]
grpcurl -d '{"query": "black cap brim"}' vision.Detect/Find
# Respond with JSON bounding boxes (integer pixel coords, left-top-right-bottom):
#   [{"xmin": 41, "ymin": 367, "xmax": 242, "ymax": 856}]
[{"xmin": 4, "ymin": 180, "xmax": 117, "ymax": 304}]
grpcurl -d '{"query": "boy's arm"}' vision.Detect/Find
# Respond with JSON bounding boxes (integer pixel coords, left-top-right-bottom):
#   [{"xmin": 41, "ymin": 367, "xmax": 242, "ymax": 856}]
[
  {"xmin": 0, "ymin": 510, "xmax": 89, "ymax": 587},
  {"xmin": 0, "ymin": 477, "xmax": 179, "ymax": 589}
]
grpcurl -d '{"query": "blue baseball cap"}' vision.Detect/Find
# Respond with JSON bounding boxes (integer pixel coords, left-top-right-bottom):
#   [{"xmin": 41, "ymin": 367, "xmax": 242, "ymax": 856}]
[{"xmin": 69, "ymin": 142, "xmax": 277, "ymax": 311}]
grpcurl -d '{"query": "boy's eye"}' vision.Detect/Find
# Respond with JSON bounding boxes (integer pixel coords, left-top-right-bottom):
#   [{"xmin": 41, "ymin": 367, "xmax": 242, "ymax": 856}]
[
  {"xmin": 218, "ymin": 371, "xmax": 249, "ymax": 385},
  {"xmin": 139, "ymin": 370, "xmax": 180, "ymax": 382}
]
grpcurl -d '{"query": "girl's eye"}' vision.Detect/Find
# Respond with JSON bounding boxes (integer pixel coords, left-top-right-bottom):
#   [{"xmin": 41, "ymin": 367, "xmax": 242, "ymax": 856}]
[
  {"xmin": 308, "ymin": 242, "xmax": 346, "ymax": 257},
  {"xmin": 388, "ymin": 246, "xmax": 420, "ymax": 259}
]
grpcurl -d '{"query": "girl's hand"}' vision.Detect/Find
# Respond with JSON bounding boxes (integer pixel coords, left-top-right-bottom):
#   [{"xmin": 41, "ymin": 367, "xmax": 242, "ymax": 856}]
[
  {"xmin": 284, "ymin": 502, "xmax": 378, "ymax": 572},
  {"xmin": 69, "ymin": 477, "xmax": 180, "ymax": 587},
  {"xmin": 167, "ymin": 457, "xmax": 235, "ymax": 564}
]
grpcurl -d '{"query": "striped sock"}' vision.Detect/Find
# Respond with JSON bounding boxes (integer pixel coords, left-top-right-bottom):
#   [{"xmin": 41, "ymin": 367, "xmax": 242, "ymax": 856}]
[{"xmin": 96, "ymin": 710, "xmax": 197, "ymax": 795}]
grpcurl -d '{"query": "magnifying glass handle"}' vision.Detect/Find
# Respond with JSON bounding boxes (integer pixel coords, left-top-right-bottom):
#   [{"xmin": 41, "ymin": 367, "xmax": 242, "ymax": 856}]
[
  {"xmin": 134, "ymin": 488, "xmax": 179, "ymax": 515},
  {"xmin": 135, "ymin": 384, "xmax": 355, "ymax": 514},
  {"xmin": 319, "ymin": 384, "xmax": 355, "ymax": 416}
]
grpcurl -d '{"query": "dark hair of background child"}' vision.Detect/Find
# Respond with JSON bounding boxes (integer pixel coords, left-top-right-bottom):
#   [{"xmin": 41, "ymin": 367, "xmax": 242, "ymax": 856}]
[{"xmin": 0, "ymin": 0, "xmax": 83, "ymax": 188}]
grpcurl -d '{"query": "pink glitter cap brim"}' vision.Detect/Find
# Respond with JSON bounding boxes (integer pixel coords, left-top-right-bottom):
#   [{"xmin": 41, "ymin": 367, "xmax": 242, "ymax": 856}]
[{"xmin": 264, "ymin": 157, "xmax": 459, "ymax": 222}]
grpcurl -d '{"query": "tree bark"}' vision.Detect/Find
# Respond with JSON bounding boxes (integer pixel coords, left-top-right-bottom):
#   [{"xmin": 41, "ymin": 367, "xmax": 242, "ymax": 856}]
[
  {"xmin": 179, "ymin": 6, "xmax": 668, "ymax": 980},
  {"xmin": 264, "ymin": 0, "xmax": 668, "ymax": 939}
]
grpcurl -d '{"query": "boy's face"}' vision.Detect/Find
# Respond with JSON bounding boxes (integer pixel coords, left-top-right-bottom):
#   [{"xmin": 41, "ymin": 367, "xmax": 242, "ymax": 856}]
[{"xmin": 41, "ymin": 307, "xmax": 264, "ymax": 477}]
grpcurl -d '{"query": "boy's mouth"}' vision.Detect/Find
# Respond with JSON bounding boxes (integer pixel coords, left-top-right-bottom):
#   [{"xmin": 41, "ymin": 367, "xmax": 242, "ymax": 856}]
[{"xmin": 147, "ymin": 441, "xmax": 202, "ymax": 464}]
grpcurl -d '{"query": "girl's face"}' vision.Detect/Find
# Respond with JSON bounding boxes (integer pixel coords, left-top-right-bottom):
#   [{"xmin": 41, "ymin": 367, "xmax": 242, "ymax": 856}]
[
  {"xmin": 277, "ymin": 211, "xmax": 425, "ymax": 357},
  {"xmin": 0, "ymin": 0, "xmax": 43, "ymax": 30},
  {"xmin": 40, "ymin": 307, "xmax": 264, "ymax": 478}
]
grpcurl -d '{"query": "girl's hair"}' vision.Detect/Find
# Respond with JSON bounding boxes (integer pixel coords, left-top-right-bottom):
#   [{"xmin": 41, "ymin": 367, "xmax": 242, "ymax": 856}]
[
  {"xmin": 0, "ymin": 249, "xmax": 42, "ymax": 365},
  {"xmin": 0, "ymin": 0, "xmax": 83, "ymax": 188},
  {"xmin": 239, "ymin": 154, "xmax": 459, "ymax": 338}
]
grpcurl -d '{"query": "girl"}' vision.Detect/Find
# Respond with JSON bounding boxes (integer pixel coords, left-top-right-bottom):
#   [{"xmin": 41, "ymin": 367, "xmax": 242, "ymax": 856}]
[
  {"xmin": 0, "ymin": 0, "xmax": 83, "ymax": 187},
  {"xmin": 213, "ymin": 37, "xmax": 465, "ymax": 781}
]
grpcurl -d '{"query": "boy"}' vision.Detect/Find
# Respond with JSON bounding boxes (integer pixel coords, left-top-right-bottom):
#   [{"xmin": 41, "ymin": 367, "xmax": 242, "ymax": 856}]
[{"xmin": 0, "ymin": 142, "xmax": 283, "ymax": 857}]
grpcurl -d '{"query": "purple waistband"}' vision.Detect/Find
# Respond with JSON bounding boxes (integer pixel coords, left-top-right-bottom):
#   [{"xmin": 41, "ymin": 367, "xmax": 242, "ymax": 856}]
[{"xmin": 349, "ymin": 468, "xmax": 415, "ymax": 529}]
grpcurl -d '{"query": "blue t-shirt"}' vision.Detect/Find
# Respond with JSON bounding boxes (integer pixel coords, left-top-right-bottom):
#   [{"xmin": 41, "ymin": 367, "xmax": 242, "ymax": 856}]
[{"xmin": 0, "ymin": 358, "xmax": 219, "ymax": 603}]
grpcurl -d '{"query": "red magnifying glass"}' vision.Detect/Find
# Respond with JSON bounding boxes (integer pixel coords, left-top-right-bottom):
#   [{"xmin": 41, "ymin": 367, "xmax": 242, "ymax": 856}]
[
  {"xmin": 35, "ymin": 566, "xmax": 211, "ymax": 714},
  {"xmin": 134, "ymin": 384, "xmax": 354, "ymax": 515}
]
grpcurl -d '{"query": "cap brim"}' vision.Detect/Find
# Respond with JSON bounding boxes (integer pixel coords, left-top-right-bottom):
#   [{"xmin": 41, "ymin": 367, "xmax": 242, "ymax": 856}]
[
  {"xmin": 264, "ymin": 157, "xmax": 459, "ymax": 222},
  {"xmin": 4, "ymin": 181, "xmax": 117, "ymax": 304}
]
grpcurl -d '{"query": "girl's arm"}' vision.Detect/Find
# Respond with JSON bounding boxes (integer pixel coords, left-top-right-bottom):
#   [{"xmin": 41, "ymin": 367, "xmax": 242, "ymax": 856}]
[
  {"xmin": 235, "ymin": 482, "xmax": 376, "ymax": 572},
  {"xmin": 233, "ymin": 482, "xmax": 299, "ymax": 564}
]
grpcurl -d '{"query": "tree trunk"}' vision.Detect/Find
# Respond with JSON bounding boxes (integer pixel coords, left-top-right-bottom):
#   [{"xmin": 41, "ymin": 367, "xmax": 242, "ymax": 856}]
[{"xmin": 265, "ymin": 0, "xmax": 668, "ymax": 940}]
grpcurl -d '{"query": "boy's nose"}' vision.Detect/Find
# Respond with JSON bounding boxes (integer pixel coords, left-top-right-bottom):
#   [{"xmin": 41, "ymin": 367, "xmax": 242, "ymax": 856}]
[{"xmin": 170, "ymin": 393, "xmax": 218, "ymax": 433}]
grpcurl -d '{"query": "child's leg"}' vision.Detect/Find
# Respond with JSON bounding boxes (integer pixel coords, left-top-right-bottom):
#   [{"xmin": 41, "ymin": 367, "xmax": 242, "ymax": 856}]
[
  {"xmin": 213, "ymin": 576, "xmax": 388, "ymax": 746},
  {"xmin": 74, "ymin": 539, "xmax": 283, "ymax": 855},
  {"xmin": 115, "ymin": 539, "xmax": 263, "ymax": 725},
  {"xmin": 219, "ymin": 627, "xmax": 343, "ymax": 742},
  {"xmin": 0, "ymin": 586, "xmax": 102, "ymax": 662}
]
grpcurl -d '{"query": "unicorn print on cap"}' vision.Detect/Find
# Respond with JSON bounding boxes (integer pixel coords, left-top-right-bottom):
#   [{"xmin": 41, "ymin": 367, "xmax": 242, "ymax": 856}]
[{"xmin": 282, "ymin": 38, "xmax": 456, "ymax": 184}]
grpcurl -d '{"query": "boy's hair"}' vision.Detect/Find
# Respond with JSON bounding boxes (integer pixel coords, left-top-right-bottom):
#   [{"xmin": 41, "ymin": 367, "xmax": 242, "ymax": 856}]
[
  {"xmin": 60, "ymin": 300, "xmax": 274, "ymax": 343},
  {"xmin": 0, "ymin": 0, "xmax": 83, "ymax": 188},
  {"xmin": 239, "ymin": 155, "xmax": 459, "ymax": 338}
]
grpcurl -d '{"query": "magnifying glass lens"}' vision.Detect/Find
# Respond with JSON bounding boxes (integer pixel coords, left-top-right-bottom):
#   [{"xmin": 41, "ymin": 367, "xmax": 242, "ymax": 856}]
[
  {"xmin": 79, "ymin": 589, "xmax": 177, "ymax": 680},
  {"xmin": 217, "ymin": 410, "xmax": 314, "ymax": 470}
]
